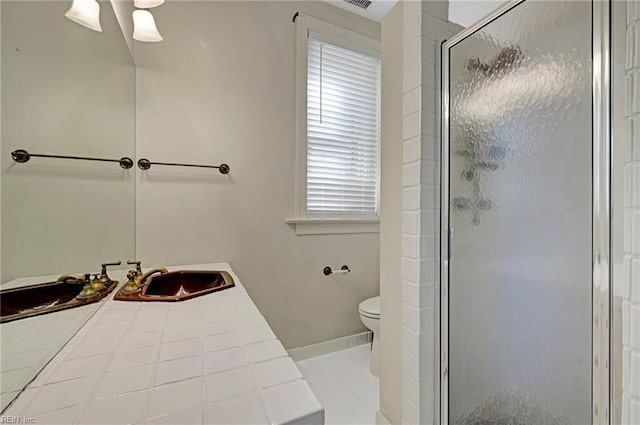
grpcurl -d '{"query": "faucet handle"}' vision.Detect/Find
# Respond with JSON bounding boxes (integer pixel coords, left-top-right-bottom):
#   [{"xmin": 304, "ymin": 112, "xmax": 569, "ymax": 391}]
[
  {"xmin": 99, "ymin": 261, "xmax": 121, "ymax": 285},
  {"xmin": 101, "ymin": 261, "xmax": 121, "ymax": 275},
  {"xmin": 127, "ymin": 260, "xmax": 142, "ymax": 273}
]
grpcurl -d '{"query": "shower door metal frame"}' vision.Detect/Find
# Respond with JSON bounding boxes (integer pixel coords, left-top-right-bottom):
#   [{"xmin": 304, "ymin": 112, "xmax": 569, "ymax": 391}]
[{"xmin": 439, "ymin": 1, "xmax": 612, "ymax": 424}]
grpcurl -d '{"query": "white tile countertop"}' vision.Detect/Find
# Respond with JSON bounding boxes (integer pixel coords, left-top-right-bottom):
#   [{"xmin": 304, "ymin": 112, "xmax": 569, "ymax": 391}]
[
  {"xmin": 3, "ymin": 263, "xmax": 324, "ymax": 425},
  {"xmin": 1, "ymin": 271, "xmax": 122, "ymax": 411}
]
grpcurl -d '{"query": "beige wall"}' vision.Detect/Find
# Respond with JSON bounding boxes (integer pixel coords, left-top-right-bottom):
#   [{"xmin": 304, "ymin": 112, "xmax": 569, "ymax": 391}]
[
  {"xmin": 110, "ymin": 0, "xmax": 135, "ymax": 59},
  {"xmin": 134, "ymin": 1, "xmax": 380, "ymax": 349},
  {"xmin": 379, "ymin": 2, "xmax": 403, "ymax": 424},
  {"xmin": 1, "ymin": 1, "xmax": 135, "ymax": 282}
]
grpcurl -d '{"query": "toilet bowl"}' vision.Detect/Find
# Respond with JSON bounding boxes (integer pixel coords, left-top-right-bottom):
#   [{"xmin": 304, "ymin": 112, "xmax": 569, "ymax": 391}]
[{"xmin": 358, "ymin": 296, "xmax": 380, "ymax": 378}]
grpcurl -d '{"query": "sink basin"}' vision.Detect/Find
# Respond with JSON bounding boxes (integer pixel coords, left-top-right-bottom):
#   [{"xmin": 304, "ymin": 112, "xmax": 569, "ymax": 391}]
[
  {"xmin": 0, "ymin": 280, "xmax": 118, "ymax": 323},
  {"xmin": 114, "ymin": 270, "xmax": 235, "ymax": 302}
]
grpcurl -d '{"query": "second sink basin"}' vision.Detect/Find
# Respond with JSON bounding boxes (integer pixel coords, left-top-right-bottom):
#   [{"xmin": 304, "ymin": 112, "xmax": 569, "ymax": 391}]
[
  {"xmin": 114, "ymin": 270, "xmax": 235, "ymax": 302},
  {"xmin": 1, "ymin": 279, "xmax": 117, "ymax": 323}
]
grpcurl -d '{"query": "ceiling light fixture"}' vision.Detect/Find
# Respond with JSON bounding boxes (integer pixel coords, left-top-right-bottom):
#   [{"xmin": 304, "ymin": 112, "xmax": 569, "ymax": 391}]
[
  {"xmin": 132, "ymin": 9, "xmax": 163, "ymax": 42},
  {"xmin": 64, "ymin": 0, "xmax": 102, "ymax": 32},
  {"xmin": 134, "ymin": 0, "xmax": 165, "ymax": 9}
]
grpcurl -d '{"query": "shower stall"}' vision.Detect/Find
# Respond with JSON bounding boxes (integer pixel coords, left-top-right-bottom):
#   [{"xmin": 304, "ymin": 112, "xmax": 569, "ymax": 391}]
[{"xmin": 440, "ymin": 1, "xmax": 615, "ymax": 424}]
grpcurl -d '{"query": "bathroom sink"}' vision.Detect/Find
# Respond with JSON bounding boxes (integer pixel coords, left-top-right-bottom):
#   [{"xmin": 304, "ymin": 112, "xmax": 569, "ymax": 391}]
[
  {"xmin": 0, "ymin": 280, "xmax": 117, "ymax": 323},
  {"xmin": 114, "ymin": 270, "xmax": 235, "ymax": 302}
]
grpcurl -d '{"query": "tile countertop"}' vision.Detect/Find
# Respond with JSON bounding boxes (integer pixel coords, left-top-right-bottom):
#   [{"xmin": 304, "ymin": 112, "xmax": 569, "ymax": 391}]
[
  {"xmin": 1, "ymin": 271, "xmax": 126, "ymax": 411},
  {"xmin": 3, "ymin": 263, "xmax": 324, "ymax": 425}
]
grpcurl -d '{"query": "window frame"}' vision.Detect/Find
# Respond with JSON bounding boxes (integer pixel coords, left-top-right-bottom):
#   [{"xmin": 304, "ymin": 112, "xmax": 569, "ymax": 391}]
[{"xmin": 290, "ymin": 15, "xmax": 381, "ymax": 235}]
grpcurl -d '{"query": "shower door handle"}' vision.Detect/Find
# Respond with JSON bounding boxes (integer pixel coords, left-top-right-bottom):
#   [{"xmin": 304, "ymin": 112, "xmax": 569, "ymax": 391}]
[{"xmin": 448, "ymin": 228, "xmax": 454, "ymax": 260}]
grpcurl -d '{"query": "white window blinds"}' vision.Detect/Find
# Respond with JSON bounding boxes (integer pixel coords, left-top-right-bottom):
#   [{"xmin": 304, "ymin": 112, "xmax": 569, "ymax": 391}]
[{"xmin": 306, "ymin": 36, "xmax": 381, "ymax": 218}]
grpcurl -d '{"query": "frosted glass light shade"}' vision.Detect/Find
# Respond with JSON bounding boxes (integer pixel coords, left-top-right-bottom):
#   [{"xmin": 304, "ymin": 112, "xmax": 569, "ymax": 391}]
[
  {"xmin": 134, "ymin": 0, "xmax": 165, "ymax": 9},
  {"xmin": 132, "ymin": 10, "xmax": 163, "ymax": 42},
  {"xmin": 65, "ymin": 0, "xmax": 102, "ymax": 32}
]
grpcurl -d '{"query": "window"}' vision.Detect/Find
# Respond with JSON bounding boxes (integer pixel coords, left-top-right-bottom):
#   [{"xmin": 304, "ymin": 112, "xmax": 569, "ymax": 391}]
[
  {"xmin": 307, "ymin": 37, "xmax": 381, "ymax": 217},
  {"xmin": 290, "ymin": 16, "xmax": 381, "ymax": 235}
]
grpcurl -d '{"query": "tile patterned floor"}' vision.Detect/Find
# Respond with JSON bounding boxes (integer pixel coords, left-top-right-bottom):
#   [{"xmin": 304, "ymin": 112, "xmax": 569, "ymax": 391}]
[{"xmin": 296, "ymin": 344, "xmax": 379, "ymax": 425}]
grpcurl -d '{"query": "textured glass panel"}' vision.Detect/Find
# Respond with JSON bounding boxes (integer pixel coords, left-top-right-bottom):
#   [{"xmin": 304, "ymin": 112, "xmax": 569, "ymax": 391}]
[{"xmin": 448, "ymin": 2, "xmax": 592, "ymax": 424}]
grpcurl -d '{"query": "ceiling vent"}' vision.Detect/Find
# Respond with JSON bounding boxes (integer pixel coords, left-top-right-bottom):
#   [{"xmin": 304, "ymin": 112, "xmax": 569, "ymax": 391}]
[{"xmin": 343, "ymin": 0, "xmax": 372, "ymax": 10}]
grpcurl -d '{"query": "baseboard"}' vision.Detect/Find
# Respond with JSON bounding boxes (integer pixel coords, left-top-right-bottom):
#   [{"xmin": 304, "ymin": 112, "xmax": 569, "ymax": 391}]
[
  {"xmin": 288, "ymin": 331, "xmax": 372, "ymax": 361},
  {"xmin": 376, "ymin": 410, "xmax": 392, "ymax": 425}
]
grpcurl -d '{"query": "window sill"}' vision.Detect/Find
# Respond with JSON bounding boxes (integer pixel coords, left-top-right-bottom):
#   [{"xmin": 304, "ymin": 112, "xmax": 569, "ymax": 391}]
[{"xmin": 286, "ymin": 218, "xmax": 380, "ymax": 235}]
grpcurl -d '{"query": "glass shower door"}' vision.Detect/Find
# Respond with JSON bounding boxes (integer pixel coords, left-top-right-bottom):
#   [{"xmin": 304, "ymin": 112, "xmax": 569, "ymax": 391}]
[{"xmin": 442, "ymin": 1, "xmax": 609, "ymax": 424}]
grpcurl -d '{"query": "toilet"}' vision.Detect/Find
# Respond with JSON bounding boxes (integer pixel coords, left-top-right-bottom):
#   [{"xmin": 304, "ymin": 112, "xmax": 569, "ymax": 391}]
[{"xmin": 358, "ymin": 296, "xmax": 380, "ymax": 378}]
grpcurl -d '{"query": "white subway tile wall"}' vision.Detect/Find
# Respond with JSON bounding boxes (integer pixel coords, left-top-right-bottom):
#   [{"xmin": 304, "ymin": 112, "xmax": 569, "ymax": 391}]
[
  {"xmin": 624, "ymin": 2, "xmax": 640, "ymax": 424},
  {"xmin": 401, "ymin": 0, "xmax": 458, "ymax": 423}
]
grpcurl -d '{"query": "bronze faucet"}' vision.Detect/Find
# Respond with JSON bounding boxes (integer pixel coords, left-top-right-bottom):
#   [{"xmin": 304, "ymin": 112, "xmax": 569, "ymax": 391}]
[
  {"xmin": 57, "ymin": 273, "xmax": 99, "ymax": 300},
  {"xmin": 56, "ymin": 273, "xmax": 84, "ymax": 283},
  {"xmin": 90, "ymin": 261, "xmax": 122, "ymax": 292},
  {"xmin": 76, "ymin": 274, "xmax": 99, "ymax": 299},
  {"xmin": 120, "ymin": 260, "xmax": 167, "ymax": 295},
  {"xmin": 56, "ymin": 261, "xmax": 121, "ymax": 299},
  {"xmin": 120, "ymin": 270, "xmax": 141, "ymax": 295},
  {"xmin": 98, "ymin": 261, "xmax": 121, "ymax": 286},
  {"xmin": 135, "ymin": 267, "xmax": 168, "ymax": 287}
]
